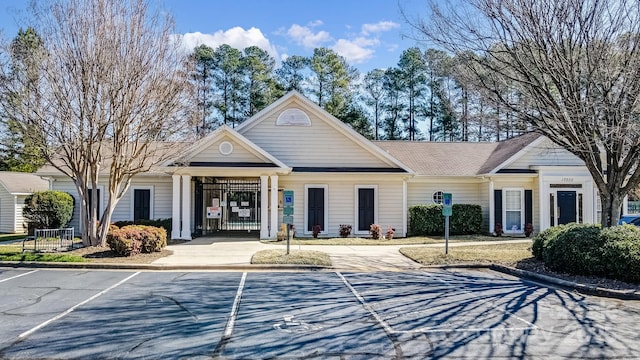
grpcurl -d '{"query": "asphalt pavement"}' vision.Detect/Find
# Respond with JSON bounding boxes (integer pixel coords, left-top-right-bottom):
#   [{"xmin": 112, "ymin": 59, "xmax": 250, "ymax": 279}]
[{"xmin": 1, "ymin": 267, "xmax": 639, "ymax": 359}]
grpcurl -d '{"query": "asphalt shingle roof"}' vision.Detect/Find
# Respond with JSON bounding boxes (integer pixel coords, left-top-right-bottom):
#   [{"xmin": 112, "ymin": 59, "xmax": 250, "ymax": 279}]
[
  {"xmin": 374, "ymin": 133, "xmax": 542, "ymax": 176},
  {"xmin": 0, "ymin": 171, "xmax": 49, "ymax": 194}
]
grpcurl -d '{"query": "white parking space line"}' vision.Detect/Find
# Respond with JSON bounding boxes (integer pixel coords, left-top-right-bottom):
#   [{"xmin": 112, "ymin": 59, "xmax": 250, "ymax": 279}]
[
  {"xmin": 422, "ymin": 271, "xmax": 538, "ymax": 331},
  {"xmin": 223, "ymin": 272, "xmax": 247, "ymax": 338},
  {"xmin": 0, "ymin": 270, "xmax": 38, "ymax": 283},
  {"xmin": 19, "ymin": 272, "xmax": 140, "ymax": 339},
  {"xmin": 336, "ymin": 271, "xmax": 395, "ymax": 335}
]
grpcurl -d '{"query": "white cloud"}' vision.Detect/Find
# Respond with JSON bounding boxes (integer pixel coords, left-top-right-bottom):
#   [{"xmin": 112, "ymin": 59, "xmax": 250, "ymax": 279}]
[
  {"xmin": 307, "ymin": 20, "xmax": 323, "ymax": 27},
  {"xmin": 178, "ymin": 27, "xmax": 278, "ymax": 59},
  {"xmin": 361, "ymin": 21, "xmax": 400, "ymax": 35},
  {"xmin": 332, "ymin": 38, "xmax": 377, "ymax": 64},
  {"xmin": 286, "ymin": 24, "xmax": 332, "ymax": 48}
]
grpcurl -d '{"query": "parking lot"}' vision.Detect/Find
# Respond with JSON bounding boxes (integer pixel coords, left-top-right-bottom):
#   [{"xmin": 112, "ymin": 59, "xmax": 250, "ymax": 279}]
[{"xmin": 0, "ymin": 267, "xmax": 639, "ymax": 359}]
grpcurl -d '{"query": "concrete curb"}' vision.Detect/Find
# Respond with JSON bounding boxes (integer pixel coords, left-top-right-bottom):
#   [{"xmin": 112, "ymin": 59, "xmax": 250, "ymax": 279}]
[
  {"xmin": 2, "ymin": 260, "xmax": 639, "ymax": 301},
  {"xmin": 488, "ymin": 264, "xmax": 640, "ymax": 301},
  {"xmin": 0, "ymin": 261, "xmax": 328, "ymax": 272}
]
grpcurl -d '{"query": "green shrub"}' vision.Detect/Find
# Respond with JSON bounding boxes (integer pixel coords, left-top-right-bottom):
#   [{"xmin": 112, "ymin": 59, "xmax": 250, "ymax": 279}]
[
  {"xmin": 531, "ymin": 226, "xmax": 564, "ymax": 260},
  {"xmin": 543, "ymin": 223, "xmax": 604, "ymax": 275},
  {"xmin": 601, "ymin": 225, "xmax": 640, "ymax": 283},
  {"xmin": 107, "ymin": 225, "xmax": 167, "ymax": 257},
  {"xmin": 23, "ymin": 191, "xmax": 74, "ymax": 232},
  {"xmin": 112, "ymin": 218, "xmax": 172, "ymax": 233},
  {"xmin": 409, "ymin": 204, "xmax": 482, "ymax": 236}
]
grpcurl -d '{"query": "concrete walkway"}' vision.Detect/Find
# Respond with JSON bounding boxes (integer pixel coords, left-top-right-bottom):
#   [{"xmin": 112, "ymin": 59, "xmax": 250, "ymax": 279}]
[{"xmin": 152, "ymin": 237, "xmax": 532, "ymax": 271}]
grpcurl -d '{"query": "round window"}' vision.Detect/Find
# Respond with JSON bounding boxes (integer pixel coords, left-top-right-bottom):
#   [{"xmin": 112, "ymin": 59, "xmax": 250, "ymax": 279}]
[
  {"xmin": 432, "ymin": 191, "xmax": 444, "ymax": 204},
  {"xmin": 219, "ymin": 141, "xmax": 233, "ymax": 155}
]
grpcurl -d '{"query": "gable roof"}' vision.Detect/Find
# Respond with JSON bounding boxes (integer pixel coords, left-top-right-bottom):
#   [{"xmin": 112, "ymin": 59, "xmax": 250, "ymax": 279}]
[
  {"xmin": 375, "ymin": 132, "xmax": 543, "ymax": 176},
  {"xmin": 476, "ymin": 132, "xmax": 543, "ymax": 174},
  {"xmin": 164, "ymin": 124, "xmax": 290, "ymax": 170},
  {"xmin": 236, "ymin": 91, "xmax": 414, "ymax": 173},
  {"xmin": 0, "ymin": 172, "xmax": 49, "ymax": 195},
  {"xmin": 375, "ymin": 141, "xmax": 498, "ymax": 176}
]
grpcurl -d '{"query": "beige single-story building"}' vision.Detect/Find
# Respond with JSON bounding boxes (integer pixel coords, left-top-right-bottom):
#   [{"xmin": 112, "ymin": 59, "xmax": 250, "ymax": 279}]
[
  {"xmin": 37, "ymin": 91, "xmax": 604, "ymax": 239},
  {"xmin": 0, "ymin": 171, "xmax": 49, "ymax": 233}
]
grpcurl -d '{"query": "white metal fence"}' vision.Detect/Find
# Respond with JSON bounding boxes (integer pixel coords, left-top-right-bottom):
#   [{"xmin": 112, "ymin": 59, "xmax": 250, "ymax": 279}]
[{"xmin": 22, "ymin": 228, "xmax": 79, "ymax": 252}]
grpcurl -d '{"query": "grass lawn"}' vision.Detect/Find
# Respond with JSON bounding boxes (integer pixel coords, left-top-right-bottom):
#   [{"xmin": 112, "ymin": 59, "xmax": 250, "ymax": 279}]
[
  {"xmin": 251, "ymin": 249, "xmax": 332, "ymax": 266},
  {"xmin": 400, "ymin": 242, "xmax": 533, "ymax": 266},
  {"xmin": 263, "ymin": 234, "xmax": 517, "ymax": 246},
  {"xmin": 0, "ymin": 246, "xmax": 86, "ymax": 262},
  {"xmin": 0, "ymin": 233, "xmax": 27, "ymax": 243}
]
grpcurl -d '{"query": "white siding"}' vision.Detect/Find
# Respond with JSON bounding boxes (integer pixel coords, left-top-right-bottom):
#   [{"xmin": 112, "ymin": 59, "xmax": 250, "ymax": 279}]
[
  {"xmin": 407, "ymin": 180, "xmax": 486, "ymax": 234},
  {"xmin": 506, "ymin": 139, "xmax": 584, "ymax": 169},
  {"xmin": 279, "ymin": 174, "xmax": 405, "ymax": 237},
  {"xmin": 240, "ymin": 103, "xmax": 393, "ymax": 168},
  {"xmin": 0, "ymin": 188, "xmax": 14, "ymax": 233},
  {"xmin": 15, "ymin": 195, "xmax": 27, "ymax": 233},
  {"xmin": 52, "ymin": 175, "xmax": 174, "ymax": 232},
  {"xmin": 190, "ymin": 136, "xmax": 270, "ymax": 164},
  {"xmin": 407, "ymin": 180, "xmax": 484, "ymax": 207}
]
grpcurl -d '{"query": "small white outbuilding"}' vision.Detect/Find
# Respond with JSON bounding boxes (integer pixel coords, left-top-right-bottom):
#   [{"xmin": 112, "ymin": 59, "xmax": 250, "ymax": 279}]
[{"xmin": 0, "ymin": 172, "xmax": 49, "ymax": 233}]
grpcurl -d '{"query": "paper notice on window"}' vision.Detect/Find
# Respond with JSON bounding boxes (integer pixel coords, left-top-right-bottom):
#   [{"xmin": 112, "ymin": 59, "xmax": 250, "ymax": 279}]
[
  {"xmin": 212, "ymin": 198, "xmax": 220, "ymax": 207},
  {"xmin": 232, "ymin": 206, "xmax": 239, "ymax": 213},
  {"xmin": 241, "ymin": 201, "xmax": 249, "ymax": 207},
  {"xmin": 230, "ymin": 201, "xmax": 237, "ymax": 207},
  {"xmin": 238, "ymin": 209, "xmax": 251, "ymax": 217}
]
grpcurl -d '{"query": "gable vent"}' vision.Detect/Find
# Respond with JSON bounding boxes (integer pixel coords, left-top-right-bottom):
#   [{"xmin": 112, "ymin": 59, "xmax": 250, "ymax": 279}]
[{"xmin": 276, "ymin": 108, "xmax": 311, "ymax": 126}]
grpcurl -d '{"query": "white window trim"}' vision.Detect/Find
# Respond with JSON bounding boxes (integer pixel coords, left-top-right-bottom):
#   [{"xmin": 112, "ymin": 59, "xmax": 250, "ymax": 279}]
[
  {"xmin": 503, "ymin": 188, "xmax": 524, "ymax": 234},
  {"xmin": 304, "ymin": 184, "xmax": 328, "ymax": 235},
  {"xmin": 130, "ymin": 186, "xmax": 154, "ymax": 220},
  {"xmin": 354, "ymin": 185, "xmax": 378, "ymax": 235}
]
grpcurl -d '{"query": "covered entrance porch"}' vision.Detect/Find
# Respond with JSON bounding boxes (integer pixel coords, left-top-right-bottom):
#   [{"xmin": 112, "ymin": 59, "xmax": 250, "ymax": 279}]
[{"xmin": 170, "ymin": 173, "xmax": 284, "ymax": 240}]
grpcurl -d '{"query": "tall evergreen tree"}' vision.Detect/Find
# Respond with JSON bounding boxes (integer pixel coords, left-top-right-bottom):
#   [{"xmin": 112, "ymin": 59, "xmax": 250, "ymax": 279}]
[
  {"xmin": 398, "ymin": 47, "xmax": 427, "ymax": 141},
  {"xmin": 275, "ymin": 55, "xmax": 308, "ymax": 94},
  {"xmin": 212, "ymin": 44, "xmax": 244, "ymax": 127},
  {"xmin": 309, "ymin": 47, "xmax": 358, "ymax": 117},
  {"xmin": 0, "ymin": 27, "xmax": 46, "ymax": 172},
  {"xmin": 190, "ymin": 44, "xmax": 215, "ymax": 137},
  {"xmin": 242, "ymin": 46, "xmax": 281, "ymax": 116},
  {"xmin": 363, "ymin": 69, "xmax": 385, "ymax": 140}
]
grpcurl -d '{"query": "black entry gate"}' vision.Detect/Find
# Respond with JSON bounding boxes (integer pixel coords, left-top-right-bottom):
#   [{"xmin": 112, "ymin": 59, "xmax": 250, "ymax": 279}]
[{"xmin": 194, "ymin": 178, "xmax": 261, "ymax": 236}]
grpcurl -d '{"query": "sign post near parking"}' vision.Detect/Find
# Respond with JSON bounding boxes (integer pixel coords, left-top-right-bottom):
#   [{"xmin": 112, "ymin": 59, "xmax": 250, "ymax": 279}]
[
  {"xmin": 442, "ymin": 193, "xmax": 452, "ymax": 255},
  {"xmin": 283, "ymin": 190, "xmax": 294, "ymax": 255}
]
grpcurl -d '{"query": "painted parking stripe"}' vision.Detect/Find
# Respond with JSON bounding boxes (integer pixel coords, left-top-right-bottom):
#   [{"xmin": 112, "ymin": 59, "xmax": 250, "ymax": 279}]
[
  {"xmin": 0, "ymin": 270, "xmax": 38, "ymax": 283},
  {"xmin": 336, "ymin": 271, "xmax": 395, "ymax": 335},
  {"xmin": 422, "ymin": 270, "xmax": 538, "ymax": 331},
  {"xmin": 19, "ymin": 272, "xmax": 140, "ymax": 339},
  {"xmin": 223, "ymin": 272, "xmax": 247, "ymax": 338}
]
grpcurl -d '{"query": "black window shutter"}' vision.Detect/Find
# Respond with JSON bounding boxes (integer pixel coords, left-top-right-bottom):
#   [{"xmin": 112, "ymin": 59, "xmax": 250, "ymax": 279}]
[
  {"xmin": 494, "ymin": 190, "xmax": 502, "ymax": 226},
  {"xmin": 525, "ymin": 190, "xmax": 533, "ymax": 225}
]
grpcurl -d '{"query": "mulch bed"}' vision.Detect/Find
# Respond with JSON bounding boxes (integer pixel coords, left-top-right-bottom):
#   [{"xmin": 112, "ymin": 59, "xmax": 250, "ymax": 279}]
[
  {"xmin": 68, "ymin": 245, "xmax": 174, "ymax": 264},
  {"xmin": 516, "ymin": 258, "xmax": 640, "ymax": 291}
]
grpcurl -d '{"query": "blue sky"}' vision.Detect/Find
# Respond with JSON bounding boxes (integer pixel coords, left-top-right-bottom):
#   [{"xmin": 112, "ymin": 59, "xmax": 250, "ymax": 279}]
[{"xmin": 0, "ymin": 0, "xmax": 429, "ymax": 73}]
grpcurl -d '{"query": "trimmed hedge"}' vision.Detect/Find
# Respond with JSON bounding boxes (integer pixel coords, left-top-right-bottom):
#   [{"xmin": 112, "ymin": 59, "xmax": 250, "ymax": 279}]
[
  {"xmin": 107, "ymin": 225, "xmax": 167, "ymax": 257},
  {"xmin": 409, "ymin": 204, "xmax": 482, "ymax": 236},
  {"xmin": 531, "ymin": 226, "xmax": 564, "ymax": 260},
  {"xmin": 600, "ymin": 225, "xmax": 640, "ymax": 283},
  {"xmin": 534, "ymin": 223, "xmax": 640, "ymax": 283},
  {"xmin": 542, "ymin": 223, "xmax": 604, "ymax": 275},
  {"xmin": 113, "ymin": 218, "xmax": 171, "ymax": 233},
  {"xmin": 23, "ymin": 191, "xmax": 74, "ymax": 232}
]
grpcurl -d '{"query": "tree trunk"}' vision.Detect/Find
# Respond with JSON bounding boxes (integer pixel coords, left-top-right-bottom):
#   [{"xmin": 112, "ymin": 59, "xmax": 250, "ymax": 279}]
[{"xmin": 600, "ymin": 191, "xmax": 624, "ymax": 228}]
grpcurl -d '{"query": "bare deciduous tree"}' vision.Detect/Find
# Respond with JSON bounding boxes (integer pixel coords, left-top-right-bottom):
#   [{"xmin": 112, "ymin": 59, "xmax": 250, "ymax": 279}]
[
  {"xmin": 408, "ymin": 0, "xmax": 640, "ymax": 226},
  {"xmin": 1, "ymin": 0, "xmax": 195, "ymax": 246}
]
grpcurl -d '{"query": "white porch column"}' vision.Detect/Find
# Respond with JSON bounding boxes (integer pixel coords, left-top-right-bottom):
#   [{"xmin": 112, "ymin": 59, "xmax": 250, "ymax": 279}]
[
  {"xmin": 623, "ymin": 195, "xmax": 629, "ymax": 216},
  {"xmin": 270, "ymin": 175, "xmax": 279, "ymax": 238},
  {"xmin": 181, "ymin": 175, "xmax": 192, "ymax": 240},
  {"xmin": 171, "ymin": 175, "xmax": 181, "ymax": 240},
  {"xmin": 489, "ymin": 178, "xmax": 495, "ymax": 233},
  {"xmin": 260, "ymin": 175, "xmax": 269, "ymax": 238},
  {"xmin": 402, "ymin": 179, "xmax": 408, "ymax": 237}
]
